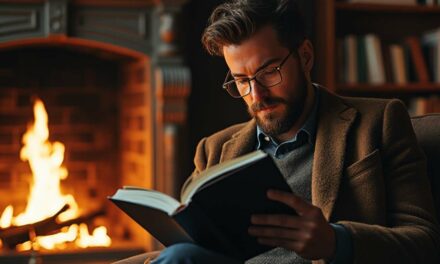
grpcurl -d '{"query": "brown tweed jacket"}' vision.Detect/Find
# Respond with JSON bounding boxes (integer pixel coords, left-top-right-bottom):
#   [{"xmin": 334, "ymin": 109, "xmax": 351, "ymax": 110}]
[{"xmin": 190, "ymin": 88, "xmax": 440, "ymax": 264}]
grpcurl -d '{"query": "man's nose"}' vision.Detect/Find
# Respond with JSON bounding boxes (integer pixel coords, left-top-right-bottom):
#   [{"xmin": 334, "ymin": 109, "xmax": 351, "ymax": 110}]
[{"xmin": 249, "ymin": 80, "xmax": 269, "ymax": 102}]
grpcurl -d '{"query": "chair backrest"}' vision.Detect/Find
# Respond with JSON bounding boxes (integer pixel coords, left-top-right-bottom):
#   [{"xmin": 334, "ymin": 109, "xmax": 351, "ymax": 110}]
[{"xmin": 411, "ymin": 114, "xmax": 440, "ymax": 221}]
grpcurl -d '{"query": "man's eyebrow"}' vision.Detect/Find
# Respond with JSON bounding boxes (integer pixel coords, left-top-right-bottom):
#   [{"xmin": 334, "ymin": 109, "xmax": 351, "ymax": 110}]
[{"xmin": 231, "ymin": 57, "xmax": 281, "ymax": 78}]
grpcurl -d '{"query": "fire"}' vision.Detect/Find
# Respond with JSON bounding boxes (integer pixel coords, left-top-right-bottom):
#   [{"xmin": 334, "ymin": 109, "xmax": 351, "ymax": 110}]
[
  {"xmin": 0, "ymin": 98, "xmax": 111, "ymax": 250},
  {"xmin": 76, "ymin": 224, "xmax": 111, "ymax": 248},
  {"xmin": 0, "ymin": 205, "xmax": 13, "ymax": 229},
  {"xmin": 15, "ymin": 224, "xmax": 111, "ymax": 251}
]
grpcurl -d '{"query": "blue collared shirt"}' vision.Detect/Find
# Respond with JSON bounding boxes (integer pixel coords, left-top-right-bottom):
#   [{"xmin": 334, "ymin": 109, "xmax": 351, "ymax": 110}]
[
  {"xmin": 255, "ymin": 85, "xmax": 352, "ymax": 264},
  {"xmin": 256, "ymin": 87, "xmax": 318, "ymax": 157}
]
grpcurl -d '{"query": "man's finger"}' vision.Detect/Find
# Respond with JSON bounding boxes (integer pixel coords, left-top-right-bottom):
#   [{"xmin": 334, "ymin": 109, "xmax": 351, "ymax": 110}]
[{"xmin": 267, "ymin": 189, "xmax": 313, "ymax": 215}]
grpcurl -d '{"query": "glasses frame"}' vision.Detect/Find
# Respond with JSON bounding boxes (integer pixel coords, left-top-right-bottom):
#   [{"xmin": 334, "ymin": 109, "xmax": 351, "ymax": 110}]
[{"xmin": 222, "ymin": 51, "xmax": 294, "ymax": 98}]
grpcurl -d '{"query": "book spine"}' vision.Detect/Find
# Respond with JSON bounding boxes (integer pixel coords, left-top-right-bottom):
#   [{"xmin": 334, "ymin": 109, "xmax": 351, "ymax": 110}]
[
  {"xmin": 381, "ymin": 41, "xmax": 393, "ymax": 83},
  {"xmin": 365, "ymin": 34, "xmax": 386, "ymax": 84},
  {"xmin": 435, "ymin": 37, "xmax": 440, "ymax": 83},
  {"xmin": 421, "ymin": 29, "xmax": 440, "ymax": 82},
  {"xmin": 405, "ymin": 36, "xmax": 430, "ymax": 82},
  {"xmin": 390, "ymin": 44, "xmax": 408, "ymax": 84},
  {"xmin": 404, "ymin": 42, "xmax": 417, "ymax": 82},
  {"xmin": 345, "ymin": 35, "xmax": 358, "ymax": 84}
]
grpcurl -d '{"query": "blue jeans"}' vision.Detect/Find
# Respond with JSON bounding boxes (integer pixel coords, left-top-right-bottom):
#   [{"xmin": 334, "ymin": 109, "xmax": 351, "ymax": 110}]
[{"xmin": 151, "ymin": 243, "xmax": 242, "ymax": 264}]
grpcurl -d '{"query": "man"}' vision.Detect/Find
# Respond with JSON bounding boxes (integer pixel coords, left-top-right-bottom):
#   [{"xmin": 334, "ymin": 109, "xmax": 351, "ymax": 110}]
[{"xmin": 118, "ymin": 0, "xmax": 440, "ymax": 263}]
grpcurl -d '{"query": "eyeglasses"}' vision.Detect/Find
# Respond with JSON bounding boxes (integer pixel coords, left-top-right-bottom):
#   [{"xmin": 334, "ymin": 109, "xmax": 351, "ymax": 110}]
[{"xmin": 222, "ymin": 51, "xmax": 294, "ymax": 98}]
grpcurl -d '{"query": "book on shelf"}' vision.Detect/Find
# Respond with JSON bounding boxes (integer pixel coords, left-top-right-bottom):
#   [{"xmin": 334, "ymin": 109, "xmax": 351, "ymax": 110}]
[
  {"xmin": 109, "ymin": 150, "xmax": 295, "ymax": 261},
  {"xmin": 338, "ymin": 33, "xmax": 439, "ymax": 86},
  {"xmin": 389, "ymin": 44, "xmax": 408, "ymax": 84},
  {"xmin": 365, "ymin": 34, "xmax": 386, "ymax": 84},
  {"xmin": 403, "ymin": 40, "xmax": 418, "ymax": 82},
  {"xmin": 422, "ymin": 28, "xmax": 440, "ymax": 83},
  {"xmin": 339, "ymin": 34, "xmax": 387, "ymax": 85},
  {"xmin": 404, "ymin": 36, "xmax": 430, "ymax": 83},
  {"xmin": 344, "ymin": 35, "xmax": 358, "ymax": 84},
  {"xmin": 408, "ymin": 96, "xmax": 440, "ymax": 116},
  {"xmin": 381, "ymin": 40, "xmax": 394, "ymax": 83}
]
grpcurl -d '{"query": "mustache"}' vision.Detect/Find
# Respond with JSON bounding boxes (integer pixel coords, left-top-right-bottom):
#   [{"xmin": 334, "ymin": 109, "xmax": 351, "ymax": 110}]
[{"xmin": 250, "ymin": 97, "xmax": 288, "ymax": 112}]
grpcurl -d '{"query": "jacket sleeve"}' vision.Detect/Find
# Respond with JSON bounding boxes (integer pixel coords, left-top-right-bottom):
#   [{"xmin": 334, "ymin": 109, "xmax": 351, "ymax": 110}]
[{"xmin": 338, "ymin": 100, "xmax": 440, "ymax": 264}]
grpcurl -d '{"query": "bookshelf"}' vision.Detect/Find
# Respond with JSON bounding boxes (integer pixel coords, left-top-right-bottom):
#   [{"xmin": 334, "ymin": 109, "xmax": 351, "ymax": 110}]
[
  {"xmin": 338, "ymin": 83, "xmax": 440, "ymax": 96},
  {"xmin": 314, "ymin": 0, "xmax": 440, "ymax": 106}
]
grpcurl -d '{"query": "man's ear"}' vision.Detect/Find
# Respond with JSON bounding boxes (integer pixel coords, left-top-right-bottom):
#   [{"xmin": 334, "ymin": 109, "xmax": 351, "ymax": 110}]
[{"xmin": 298, "ymin": 39, "xmax": 314, "ymax": 73}]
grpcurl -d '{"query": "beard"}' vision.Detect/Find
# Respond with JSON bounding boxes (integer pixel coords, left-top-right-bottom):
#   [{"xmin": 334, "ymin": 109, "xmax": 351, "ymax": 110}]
[{"xmin": 247, "ymin": 84, "xmax": 307, "ymax": 138}]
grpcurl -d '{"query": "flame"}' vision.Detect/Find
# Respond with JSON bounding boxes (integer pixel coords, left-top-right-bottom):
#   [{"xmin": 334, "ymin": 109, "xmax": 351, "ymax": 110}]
[
  {"xmin": 0, "ymin": 205, "xmax": 13, "ymax": 228},
  {"xmin": 76, "ymin": 224, "xmax": 111, "ymax": 248},
  {"xmin": 14, "ymin": 99, "xmax": 77, "ymax": 225},
  {"xmin": 14, "ymin": 224, "xmax": 111, "ymax": 251},
  {"xmin": 34, "ymin": 225, "xmax": 78, "ymax": 250},
  {"xmin": 0, "ymin": 98, "xmax": 111, "ymax": 250}
]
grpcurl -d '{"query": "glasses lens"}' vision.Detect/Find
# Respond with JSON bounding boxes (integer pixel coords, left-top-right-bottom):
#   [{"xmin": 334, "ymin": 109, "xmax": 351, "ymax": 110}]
[
  {"xmin": 222, "ymin": 66, "xmax": 283, "ymax": 98},
  {"xmin": 225, "ymin": 81, "xmax": 249, "ymax": 98},
  {"xmin": 256, "ymin": 68, "xmax": 282, "ymax": 87}
]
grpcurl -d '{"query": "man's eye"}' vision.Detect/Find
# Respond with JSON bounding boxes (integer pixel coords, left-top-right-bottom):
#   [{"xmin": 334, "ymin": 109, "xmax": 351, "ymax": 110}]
[
  {"xmin": 235, "ymin": 79, "xmax": 248, "ymax": 85},
  {"xmin": 263, "ymin": 67, "xmax": 278, "ymax": 74}
]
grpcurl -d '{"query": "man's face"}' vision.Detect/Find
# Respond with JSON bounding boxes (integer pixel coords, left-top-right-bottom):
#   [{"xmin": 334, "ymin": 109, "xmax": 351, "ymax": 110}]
[{"xmin": 223, "ymin": 25, "xmax": 311, "ymax": 138}]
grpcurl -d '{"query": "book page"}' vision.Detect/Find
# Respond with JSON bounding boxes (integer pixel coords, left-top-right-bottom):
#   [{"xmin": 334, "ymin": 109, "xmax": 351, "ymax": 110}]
[
  {"xmin": 180, "ymin": 150, "xmax": 267, "ymax": 205},
  {"xmin": 112, "ymin": 187, "xmax": 181, "ymax": 215}
]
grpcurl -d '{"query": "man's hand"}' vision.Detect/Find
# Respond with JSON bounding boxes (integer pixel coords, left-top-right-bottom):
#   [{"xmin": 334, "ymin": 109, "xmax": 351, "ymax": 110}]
[{"xmin": 248, "ymin": 189, "xmax": 336, "ymax": 260}]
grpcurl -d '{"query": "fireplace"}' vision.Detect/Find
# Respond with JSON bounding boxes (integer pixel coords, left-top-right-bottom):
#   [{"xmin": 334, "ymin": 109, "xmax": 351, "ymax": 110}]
[{"xmin": 0, "ymin": 0, "xmax": 191, "ymax": 262}]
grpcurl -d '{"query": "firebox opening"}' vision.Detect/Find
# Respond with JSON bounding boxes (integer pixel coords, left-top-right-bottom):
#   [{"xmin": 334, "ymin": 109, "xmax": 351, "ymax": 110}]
[{"xmin": 0, "ymin": 41, "xmax": 153, "ymax": 261}]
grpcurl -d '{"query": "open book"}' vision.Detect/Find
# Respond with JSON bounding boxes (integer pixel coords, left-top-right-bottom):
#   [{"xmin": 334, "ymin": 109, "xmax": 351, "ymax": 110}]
[{"xmin": 109, "ymin": 150, "xmax": 295, "ymax": 261}]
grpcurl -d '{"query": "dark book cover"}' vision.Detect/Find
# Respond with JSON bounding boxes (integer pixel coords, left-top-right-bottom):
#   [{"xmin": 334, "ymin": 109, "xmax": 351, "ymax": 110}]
[
  {"xmin": 110, "ymin": 152, "xmax": 295, "ymax": 261},
  {"xmin": 178, "ymin": 154, "xmax": 295, "ymax": 261}
]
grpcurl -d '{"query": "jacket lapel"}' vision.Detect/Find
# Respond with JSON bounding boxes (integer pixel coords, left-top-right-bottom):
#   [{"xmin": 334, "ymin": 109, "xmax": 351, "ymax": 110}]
[
  {"xmin": 312, "ymin": 89, "xmax": 357, "ymax": 220},
  {"xmin": 220, "ymin": 119, "xmax": 257, "ymax": 163}
]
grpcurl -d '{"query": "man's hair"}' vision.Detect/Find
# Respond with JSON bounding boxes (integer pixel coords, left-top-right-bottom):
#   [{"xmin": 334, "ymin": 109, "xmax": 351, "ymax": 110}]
[{"xmin": 201, "ymin": 0, "xmax": 306, "ymax": 56}]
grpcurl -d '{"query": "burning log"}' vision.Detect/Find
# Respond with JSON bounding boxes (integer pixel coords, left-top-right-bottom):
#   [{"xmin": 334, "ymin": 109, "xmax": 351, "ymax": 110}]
[
  {"xmin": 0, "ymin": 204, "xmax": 69, "ymax": 249},
  {"xmin": 0, "ymin": 204, "xmax": 105, "ymax": 249}
]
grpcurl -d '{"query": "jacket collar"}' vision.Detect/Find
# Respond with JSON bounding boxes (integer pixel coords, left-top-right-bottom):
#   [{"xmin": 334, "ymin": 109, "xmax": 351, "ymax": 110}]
[{"xmin": 220, "ymin": 119, "xmax": 257, "ymax": 163}]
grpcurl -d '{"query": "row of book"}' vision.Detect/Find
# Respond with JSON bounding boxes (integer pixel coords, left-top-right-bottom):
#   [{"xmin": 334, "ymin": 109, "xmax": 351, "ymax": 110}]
[
  {"xmin": 345, "ymin": 0, "xmax": 440, "ymax": 6},
  {"xmin": 408, "ymin": 96, "xmax": 440, "ymax": 116},
  {"xmin": 337, "ymin": 31, "xmax": 440, "ymax": 85}
]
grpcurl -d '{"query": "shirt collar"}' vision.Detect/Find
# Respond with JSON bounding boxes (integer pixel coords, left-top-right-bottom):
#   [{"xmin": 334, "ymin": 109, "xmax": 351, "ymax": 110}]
[{"xmin": 256, "ymin": 84, "xmax": 320, "ymax": 149}]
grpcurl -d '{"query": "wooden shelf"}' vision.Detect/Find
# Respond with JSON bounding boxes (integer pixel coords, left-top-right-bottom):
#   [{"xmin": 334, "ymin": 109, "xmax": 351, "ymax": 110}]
[
  {"xmin": 314, "ymin": 0, "xmax": 440, "ymax": 113},
  {"xmin": 335, "ymin": 2, "xmax": 440, "ymax": 13},
  {"xmin": 337, "ymin": 83, "xmax": 440, "ymax": 96}
]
